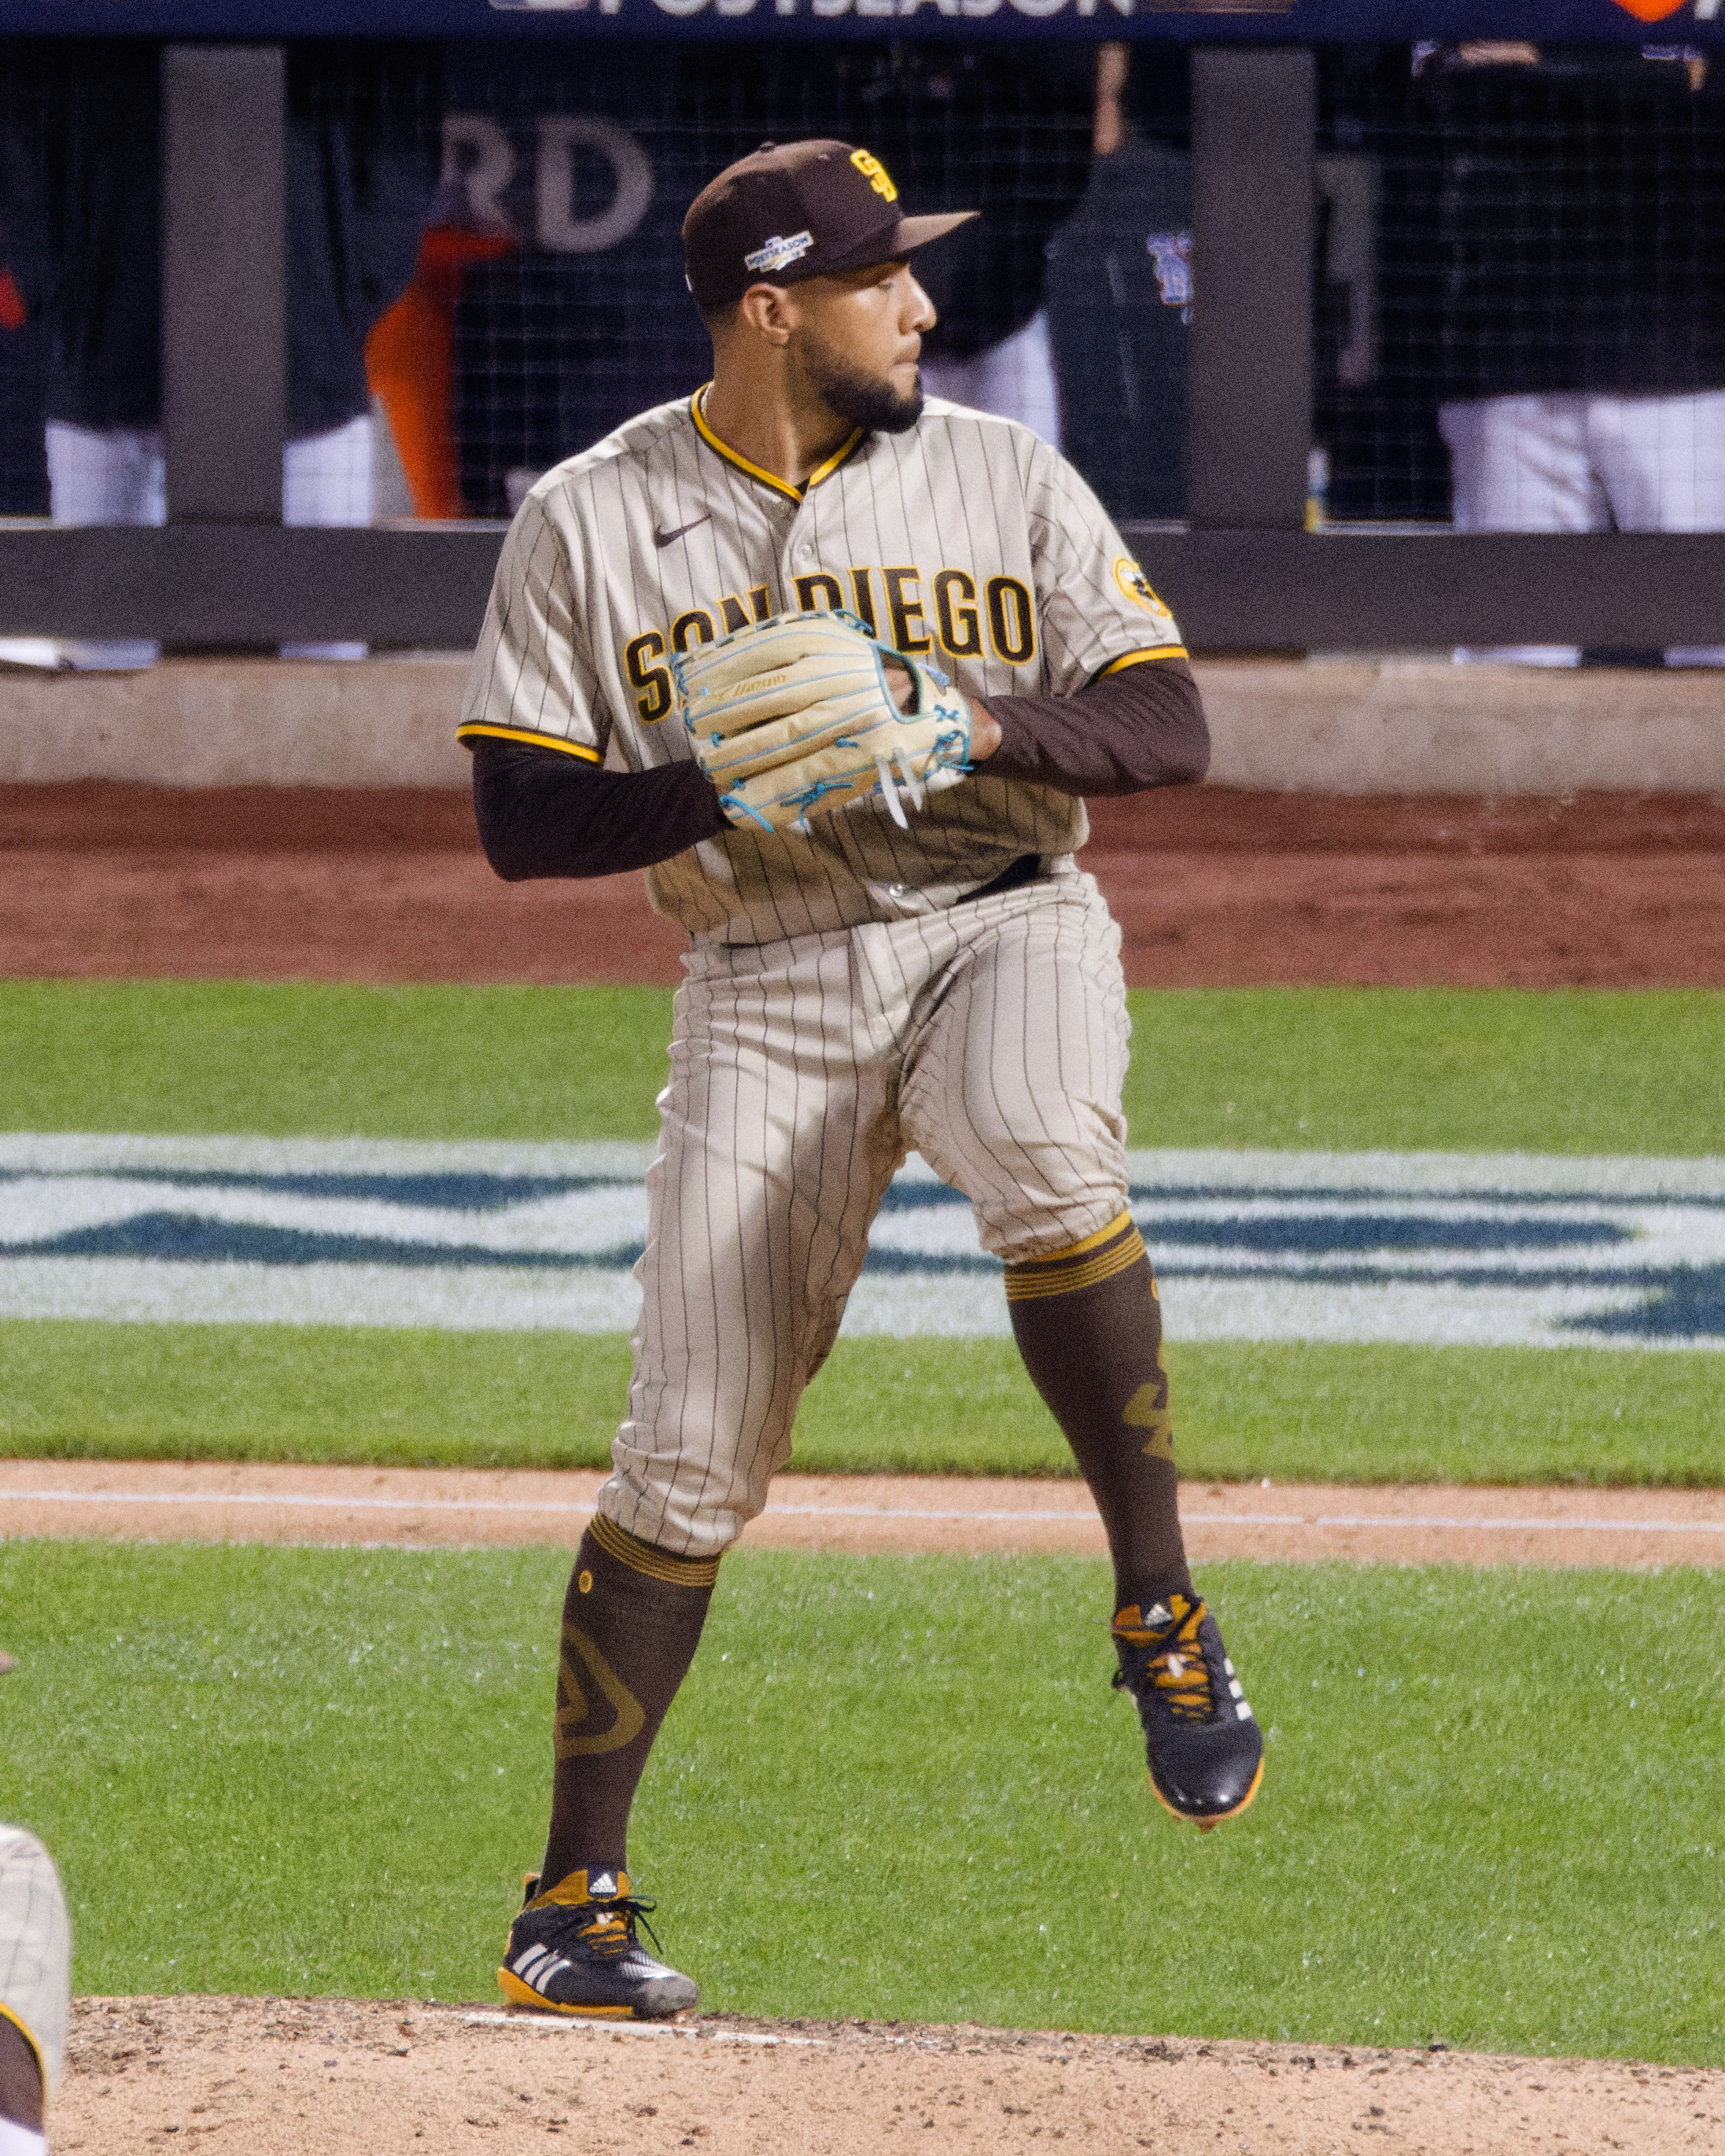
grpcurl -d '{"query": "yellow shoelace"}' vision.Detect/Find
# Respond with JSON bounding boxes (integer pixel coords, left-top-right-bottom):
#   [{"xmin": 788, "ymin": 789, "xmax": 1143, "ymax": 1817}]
[
  {"xmin": 1114, "ymin": 1596, "xmax": 1215, "ymax": 1723},
  {"xmin": 572, "ymin": 1895, "xmax": 665, "ymax": 1960}
]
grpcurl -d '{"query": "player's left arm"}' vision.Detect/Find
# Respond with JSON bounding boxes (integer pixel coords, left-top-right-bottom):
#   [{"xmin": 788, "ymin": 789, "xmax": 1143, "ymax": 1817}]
[
  {"xmin": 965, "ymin": 657, "xmax": 1207, "ymax": 797},
  {"xmin": 961, "ymin": 442, "xmax": 1209, "ymax": 797}
]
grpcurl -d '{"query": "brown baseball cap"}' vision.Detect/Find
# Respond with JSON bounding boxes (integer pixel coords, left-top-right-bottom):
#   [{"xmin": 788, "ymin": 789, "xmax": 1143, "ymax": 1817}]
[{"xmin": 683, "ymin": 138, "xmax": 976, "ymax": 311}]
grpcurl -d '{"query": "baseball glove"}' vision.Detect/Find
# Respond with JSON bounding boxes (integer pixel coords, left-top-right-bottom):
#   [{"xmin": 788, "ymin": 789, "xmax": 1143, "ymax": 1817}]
[{"xmin": 674, "ymin": 609, "xmax": 972, "ymax": 835}]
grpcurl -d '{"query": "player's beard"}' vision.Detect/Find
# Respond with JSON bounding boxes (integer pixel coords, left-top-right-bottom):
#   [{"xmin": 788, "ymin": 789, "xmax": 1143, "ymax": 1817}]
[{"xmin": 797, "ymin": 326, "xmax": 923, "ymax": 435}]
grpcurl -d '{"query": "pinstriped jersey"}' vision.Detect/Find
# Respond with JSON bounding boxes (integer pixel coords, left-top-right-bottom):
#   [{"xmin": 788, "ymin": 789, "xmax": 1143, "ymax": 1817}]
[{"xmin": 459, "ymin": 391, "xmax": 1187, "ymax": 946}]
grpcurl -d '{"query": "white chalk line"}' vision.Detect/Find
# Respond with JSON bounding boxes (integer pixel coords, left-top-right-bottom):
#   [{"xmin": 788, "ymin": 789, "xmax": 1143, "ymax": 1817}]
[
  {"xmin": 452, "ymin": 2010, "xmax": 829, "ymax": 2047},
  {"xmin": 0, "ymin": 1487, "xmax": 1719, "ymax": 1537}
]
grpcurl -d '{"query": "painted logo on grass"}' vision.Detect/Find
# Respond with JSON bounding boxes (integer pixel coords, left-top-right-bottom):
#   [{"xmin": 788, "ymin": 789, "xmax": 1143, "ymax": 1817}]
[{"xmin": 0, "ymin": 1136, "xmax": 1721, "ymax": 1347}]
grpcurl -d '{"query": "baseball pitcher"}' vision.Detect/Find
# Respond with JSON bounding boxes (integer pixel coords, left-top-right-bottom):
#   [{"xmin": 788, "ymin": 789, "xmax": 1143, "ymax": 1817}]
[{"xmin": 461, "ymin": 138, "xmax": 1263, "ymax": 2021}]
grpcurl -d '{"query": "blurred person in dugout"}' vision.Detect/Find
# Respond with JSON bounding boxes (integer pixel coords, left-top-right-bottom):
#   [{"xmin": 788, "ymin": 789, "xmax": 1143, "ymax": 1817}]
[
  {"xmin": 1421, "ymin": 39, "xmax": 1725, "ymax": 665},
  {"xmin": 0, "ymin": 1650, "xmax": 71, "ymax": 2156},
  {"xmin": 363, "ymin": 46, "xmax": 1096, "ymax": 498},
  {"xmin": 1045, "ymin": 42, "xmax": 1193, "ymax": 524},
  {"xmin": 858, "ymin": 45, "xmax": 1093, "ymax": 447},
  {"xmin": 362, "ymin": 124, "xmax": 518, "ymax": 522},
  {"xmin": 34, "ymin": 41, "xmax": 436, "ymax": 663}
]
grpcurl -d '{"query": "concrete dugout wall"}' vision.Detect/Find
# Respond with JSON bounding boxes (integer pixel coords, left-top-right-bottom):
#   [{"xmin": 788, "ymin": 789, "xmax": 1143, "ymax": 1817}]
[{"xmin": 2, "ymin": 655, "xmax": 1724, "ymax": 794}]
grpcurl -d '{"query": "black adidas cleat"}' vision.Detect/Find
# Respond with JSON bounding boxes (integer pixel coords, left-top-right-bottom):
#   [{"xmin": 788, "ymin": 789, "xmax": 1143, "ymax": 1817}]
[
  {"xmin": 1112, "ymin": 1594, "xmax": 1264, "ymax": 1830},
  {"xmin": 498, "ymin": 1867, "xmax": 698, "ymax": 2020}
]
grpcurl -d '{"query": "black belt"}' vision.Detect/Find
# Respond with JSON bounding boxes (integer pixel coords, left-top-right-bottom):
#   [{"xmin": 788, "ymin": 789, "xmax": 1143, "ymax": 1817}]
[{"xmin": 968, "ymin": 853, "xmax": 1043, "ymax": 902}]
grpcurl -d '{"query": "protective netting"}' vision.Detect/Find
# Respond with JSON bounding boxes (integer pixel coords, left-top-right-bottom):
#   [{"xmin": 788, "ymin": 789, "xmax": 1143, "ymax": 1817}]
[
  {"xmin": 0, "ymin": 38, "xmax": 1116, "ymax": 522},
  {"xmin": 1315, "ymin": 42, "xmax": 1725, "ymax": 525},
  {"xmin": 434, "ymin": 42, "xmax": 1097, "ymax": 518},
  {"xmin": 3, "ymin": 37, "xmax": 1723, "ymax": 533}
]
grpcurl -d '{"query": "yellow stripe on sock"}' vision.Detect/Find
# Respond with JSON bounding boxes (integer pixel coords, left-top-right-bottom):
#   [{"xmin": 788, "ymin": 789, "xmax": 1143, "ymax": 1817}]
[
  {"xmin": 1012, "ymin": 1210, "xmax": 1135, "ymax": 1266},
  {"xmin": 1004, "ymin": 1228, "xmax": 1148, "ymax": 1302},
  {"xmin": 589, "ymin": 1511, "xmax": 721, "ymax": 1587}
]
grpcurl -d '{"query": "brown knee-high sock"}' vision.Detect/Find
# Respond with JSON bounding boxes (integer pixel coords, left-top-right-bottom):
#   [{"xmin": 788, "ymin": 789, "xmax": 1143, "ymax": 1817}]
[
  {"xmin": 540, "ymin": 1516, "xmax": 717, "ymax": 1889},
  {"xmin": 1005, "ymin": 1212, "xmax": 1194, "ymax": 1613}
]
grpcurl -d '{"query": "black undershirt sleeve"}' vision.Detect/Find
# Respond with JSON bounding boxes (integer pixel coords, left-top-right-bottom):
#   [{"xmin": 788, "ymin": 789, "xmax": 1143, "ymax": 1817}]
[
  {"xmin": 982, "ymin": 658, "xmax": 1209, "ymax": 796},
  {"xmin": 469, "ymin": 657, "xmax": 1206, "ymax": 883},
  {"xmin": 470, "ymin": 737, "xmax": 728, "ymax": 882}
]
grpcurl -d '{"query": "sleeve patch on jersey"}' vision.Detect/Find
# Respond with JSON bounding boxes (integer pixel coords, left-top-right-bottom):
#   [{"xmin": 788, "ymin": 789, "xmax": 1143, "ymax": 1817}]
[
  {"xmin": 455, "ymin": 723, "xmax": 603, "ymax": 762},
  {"xmin": 1113, "ymin": 557, "xmax": 1178, "ymax": 630}
]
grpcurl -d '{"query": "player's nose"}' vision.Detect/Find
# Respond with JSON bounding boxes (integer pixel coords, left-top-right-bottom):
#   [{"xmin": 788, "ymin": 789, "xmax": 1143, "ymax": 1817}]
[{"xmin": 904, "ymin": 275, "xmax": 935, "ymax": 335}]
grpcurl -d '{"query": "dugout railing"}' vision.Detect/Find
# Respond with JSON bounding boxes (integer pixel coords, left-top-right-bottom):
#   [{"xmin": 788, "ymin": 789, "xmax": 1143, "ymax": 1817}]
[{"xmin": 2, "ymin": 7, "xmax": 1724, "ymax": 656}]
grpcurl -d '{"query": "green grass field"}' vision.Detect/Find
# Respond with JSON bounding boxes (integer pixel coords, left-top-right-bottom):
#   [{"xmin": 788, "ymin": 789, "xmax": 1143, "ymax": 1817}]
[
  {"xmin": 4, "ymin": 978, "xmax": 1723, "ymax": 1153},
  {"xmin": 3, "ymin": 978, "xmax": 1723, "ymax": 1484},
  {"xmin": 3, "ymin": 1325, "xmax": 1722, "ymax": 1487},
  {"xmin": 1, "ymin": 1539, "xmax": 1718, "ymax": 2062}
]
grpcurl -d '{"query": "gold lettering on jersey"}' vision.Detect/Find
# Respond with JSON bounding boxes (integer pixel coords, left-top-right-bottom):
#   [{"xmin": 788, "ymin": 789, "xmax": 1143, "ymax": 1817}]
[
  {"xmin": 850, "ymin": 149, "xmax": 898, "ymax": 203},
  {"xmin": 794, "ymin": 572, "xmax": 845, "ymax": 613},
  {"xmin": 847, "ymin": 567, "xmax": 879, "ymax": 636},
  {"xmin": 625, "ymin": 631, "xmax": 673, "ymax": 724},
  {"xmin": 931, "ymin": 568, "xmax": 982, "ymax": 659},
  {"xmin": 883, "ymin": 566, "xmax": 931, "ymax": 655},
  {"xmin": 985, "ymin": 575, "xmax": 1036, "ymax": 666},
  {"xmin": 621, "ymin": 562, "xmax": 1037, "ymax": 700}
]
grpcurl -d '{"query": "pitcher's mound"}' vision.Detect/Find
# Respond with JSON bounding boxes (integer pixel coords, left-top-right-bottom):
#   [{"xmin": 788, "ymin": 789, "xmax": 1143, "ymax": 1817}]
[{"xmin": 61, "ymin": 1994, "xmax": 1721, "ymax": 2154}]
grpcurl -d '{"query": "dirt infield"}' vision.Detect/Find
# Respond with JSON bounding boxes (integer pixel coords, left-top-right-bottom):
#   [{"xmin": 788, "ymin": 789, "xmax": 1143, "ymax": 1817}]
[
  {"xmin": 6, "ymin": 782, "xmax": 1725, "ymax": 986},
  {"xmin": 2, "ymin": 1459, "xmax": 1722, "ymax": 1568},
  {"xmin": 55, "ymin": 1995, "xmax": 1725, "ymax": 2154}
]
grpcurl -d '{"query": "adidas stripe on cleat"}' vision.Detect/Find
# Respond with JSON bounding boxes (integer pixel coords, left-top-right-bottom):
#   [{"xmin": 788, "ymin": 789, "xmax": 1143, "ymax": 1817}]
[
  {"xmin": 1111, "ymin": 1593, "xmax": 1264, "ymax": 1830},
  {"xmin": 499, "ymin": 1867, "xmax": 698, "ymax": 2020}
]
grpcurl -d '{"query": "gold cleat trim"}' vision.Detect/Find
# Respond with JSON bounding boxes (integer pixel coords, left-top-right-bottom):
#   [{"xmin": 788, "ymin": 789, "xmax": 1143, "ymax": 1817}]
[{"xmin": 498, "ymin": 1966, "xmax": 636, "ymax": 2019}]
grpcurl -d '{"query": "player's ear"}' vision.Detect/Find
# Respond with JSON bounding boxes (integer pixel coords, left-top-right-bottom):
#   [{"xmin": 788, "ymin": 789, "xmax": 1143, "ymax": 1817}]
[{"xmin": 736, "ymin": 282, "xmax": 794, "ymax": 347}]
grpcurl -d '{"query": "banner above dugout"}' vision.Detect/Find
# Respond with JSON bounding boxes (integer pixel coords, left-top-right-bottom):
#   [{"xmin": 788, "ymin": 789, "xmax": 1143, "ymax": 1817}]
[{"xmin": 4, "ymin": 0, "xmax": 1723, "ymax": 43}]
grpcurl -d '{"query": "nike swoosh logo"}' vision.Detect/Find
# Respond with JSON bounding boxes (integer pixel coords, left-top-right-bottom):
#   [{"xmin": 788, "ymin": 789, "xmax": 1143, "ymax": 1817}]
[{"xmin": 654, "ymin": 515, "xmax": 710, "ymax": 548}]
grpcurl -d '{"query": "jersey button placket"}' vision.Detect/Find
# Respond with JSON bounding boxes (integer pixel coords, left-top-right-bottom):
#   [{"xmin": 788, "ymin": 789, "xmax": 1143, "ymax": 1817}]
[{"xmin": 784, "ymin": 501, "xmax": 818, "ymax": 588}]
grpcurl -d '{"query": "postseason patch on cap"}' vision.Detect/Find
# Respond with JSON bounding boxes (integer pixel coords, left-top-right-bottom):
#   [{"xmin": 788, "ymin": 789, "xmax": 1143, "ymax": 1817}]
[{"xmin": 744, "ymin": 229, "xmax": 815, "ymax": 275}]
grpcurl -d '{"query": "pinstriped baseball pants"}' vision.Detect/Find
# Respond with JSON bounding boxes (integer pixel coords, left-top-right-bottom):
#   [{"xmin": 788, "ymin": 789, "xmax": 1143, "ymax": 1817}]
[
  {"xmin": 600, "ymin": 870, "xmax": 1132, "ymax": 1557},
  {"xmin": 0, "ymin": 1828, "xmax": 69, "ymax": 2097}
]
